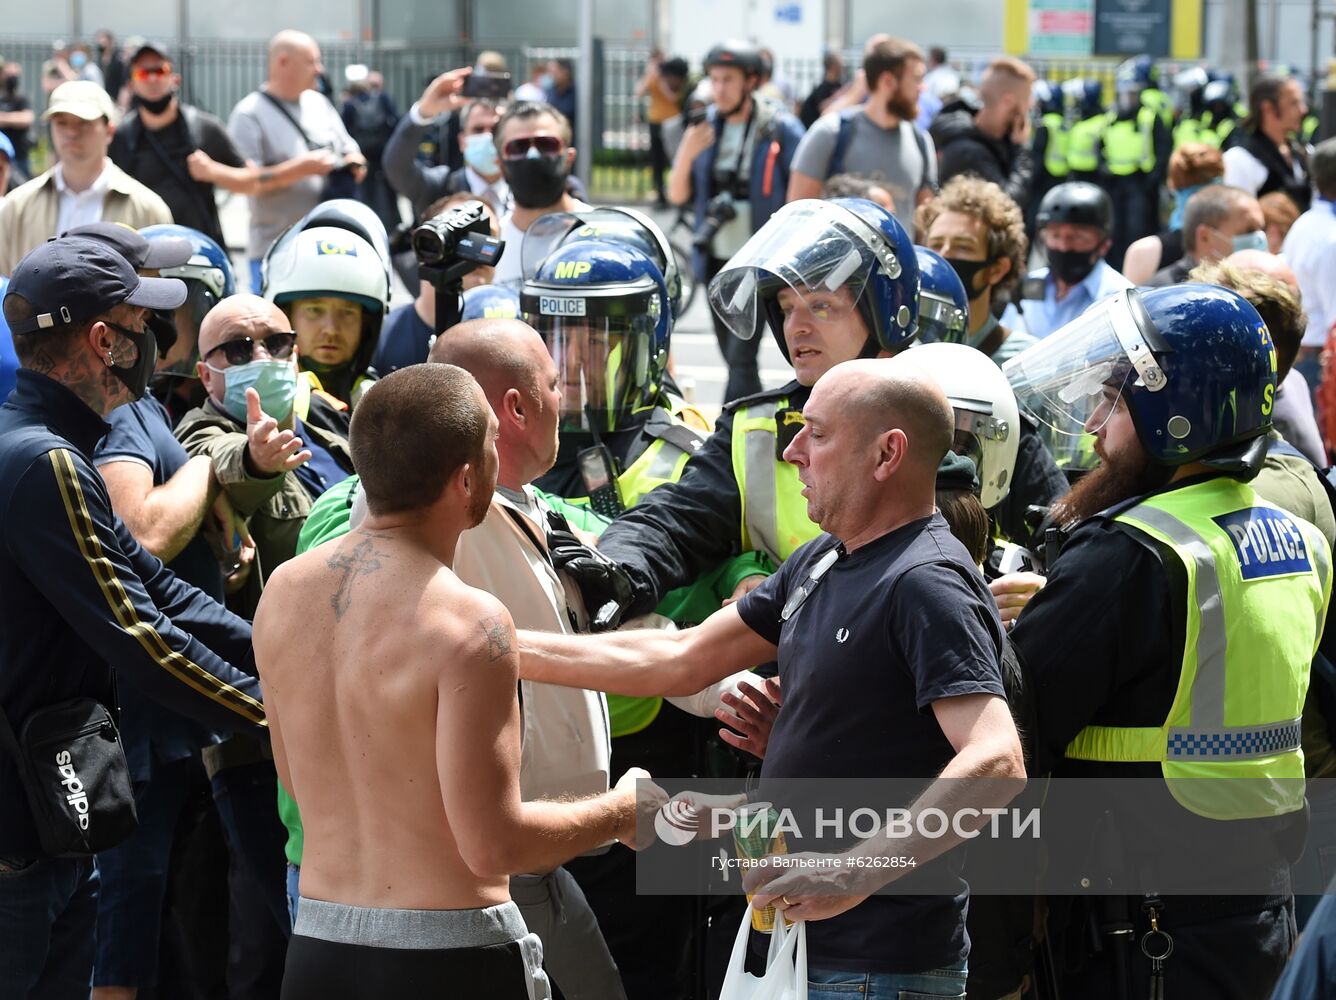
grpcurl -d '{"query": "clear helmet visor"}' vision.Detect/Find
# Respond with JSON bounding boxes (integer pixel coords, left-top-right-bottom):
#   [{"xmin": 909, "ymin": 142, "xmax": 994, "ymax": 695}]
[
  {"xmin": 707, "ymin": 201, "xmax": 878, "ymax": 341},
  {"xmin": 916, "ymin": 293, "xmax": 970, "ymax": 344},
  {"xmin": 524, "ymin": 311, "xmax": 656, "ymax": 433},
  {"xmin": 1003, "ymin": 289, "xmax": 1165, "ymax": 446}
]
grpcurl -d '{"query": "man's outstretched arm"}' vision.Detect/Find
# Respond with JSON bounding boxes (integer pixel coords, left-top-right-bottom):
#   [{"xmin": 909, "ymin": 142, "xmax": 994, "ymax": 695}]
[{"xmin": 516, "ymin": 603, "xmax": 777, "ymax": 698}]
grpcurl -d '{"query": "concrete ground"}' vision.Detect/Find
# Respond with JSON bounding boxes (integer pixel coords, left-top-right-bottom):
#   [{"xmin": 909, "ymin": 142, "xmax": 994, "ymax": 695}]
[{"xmin": 216, "ymin": 193, "xmax": 793, "ymax": 423}]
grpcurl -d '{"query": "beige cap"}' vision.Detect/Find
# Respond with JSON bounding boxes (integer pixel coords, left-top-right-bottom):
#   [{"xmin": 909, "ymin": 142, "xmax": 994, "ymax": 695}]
[{"xmin": 43, "ymin": 80, "xmax": 118, "ymax": 124}]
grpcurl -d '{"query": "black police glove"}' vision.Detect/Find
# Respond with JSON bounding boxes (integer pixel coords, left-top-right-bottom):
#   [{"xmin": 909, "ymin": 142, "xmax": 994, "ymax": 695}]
[{"xmin": 546, "ymin": 526, "xmax": 634, "ymax": 632}]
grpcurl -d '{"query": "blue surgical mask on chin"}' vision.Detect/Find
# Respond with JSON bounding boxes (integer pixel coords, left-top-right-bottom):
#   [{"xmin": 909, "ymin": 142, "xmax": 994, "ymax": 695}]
[
  {"xmin": 1230, "ymin": 229, "xmax": 1269, "ymax": 254},
  {"xmin": 219, "ymin": 359, "xmax": 297, "ymax": 424},
  {"xmin": 463, "ymin": 131, "xmax": 499, "ymax": 175}
]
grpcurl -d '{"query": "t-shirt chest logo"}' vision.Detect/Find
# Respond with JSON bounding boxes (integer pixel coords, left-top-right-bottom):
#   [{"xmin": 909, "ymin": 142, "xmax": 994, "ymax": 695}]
[{"xmin": 835, "ymin": 627, "xmax": 851, "ymax": 644}]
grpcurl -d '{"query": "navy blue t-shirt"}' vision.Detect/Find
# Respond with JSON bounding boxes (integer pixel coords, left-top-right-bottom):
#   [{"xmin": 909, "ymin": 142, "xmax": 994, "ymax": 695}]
[
  {"xmin": 737, "ymin": 513, "xmax": 1006, "ymax": 974},
  {"xmin": 94, "ymin": 395, "xmax": 225, "ymax": 779},
  {"xmin": 291, "ymin": 417, "xmax": 352, "ymax": 501},
  {"xmin": 371, "ymin": 302, "xmax": 434, "ymax": 375}
]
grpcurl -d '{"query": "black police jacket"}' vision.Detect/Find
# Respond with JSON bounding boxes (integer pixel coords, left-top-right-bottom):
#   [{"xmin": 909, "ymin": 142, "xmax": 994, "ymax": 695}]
[
  {"xmin": 0, "ymin": 371, "xmax": 264, "ymax": 857},
  {"xmin": 599, "ymin": 381, "xmax": 810, "ymax": 617}
]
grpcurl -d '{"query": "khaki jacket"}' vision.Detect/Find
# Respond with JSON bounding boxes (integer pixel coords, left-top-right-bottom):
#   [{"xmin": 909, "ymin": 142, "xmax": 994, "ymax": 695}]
[
  {"xmin": 0, "ymin": 160, "xmax": 172, "ymax": 275},
  {"xmin": 175, "ymin": 397, "xmax": 352, "ymax": 618}
]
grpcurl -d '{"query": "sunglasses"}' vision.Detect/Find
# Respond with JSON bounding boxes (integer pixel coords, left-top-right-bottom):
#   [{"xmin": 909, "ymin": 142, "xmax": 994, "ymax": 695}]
[
  {"xmin": 501, "ymin": 134, "xmax": 563, "ymax": 160},
  {"xmin": 203, "ymin": 331, "xmax": 296, "ymax": 368},
  {"xmin": 131, "ymin": 63, "xmax": 173, "ymax": 82}
]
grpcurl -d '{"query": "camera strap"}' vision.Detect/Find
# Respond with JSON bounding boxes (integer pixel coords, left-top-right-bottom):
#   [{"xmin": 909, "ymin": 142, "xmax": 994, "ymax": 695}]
[{"xmin": 716, "ymin": 102, "xmax": 757, "ymax": 192}]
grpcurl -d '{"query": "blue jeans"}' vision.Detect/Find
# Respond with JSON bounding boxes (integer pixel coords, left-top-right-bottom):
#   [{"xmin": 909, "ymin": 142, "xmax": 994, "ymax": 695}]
[
  {"xmin": 806, "ymin": 960, "xmax": 967, "ymax": 999},
  {"xmin": 0, "ymin": 855, "xmax": 99, "ymax": 1000}
]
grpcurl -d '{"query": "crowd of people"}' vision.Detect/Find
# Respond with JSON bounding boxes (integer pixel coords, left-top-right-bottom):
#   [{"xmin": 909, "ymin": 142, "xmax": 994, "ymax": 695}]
[{"xmin": 0, "ymin": 22, "xmax": 1335, "ymax": 1000}]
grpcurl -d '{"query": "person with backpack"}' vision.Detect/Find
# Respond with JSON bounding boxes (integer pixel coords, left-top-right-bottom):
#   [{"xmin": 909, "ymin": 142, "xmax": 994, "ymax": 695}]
[
  {"xmin": 109, "ymin": 42, "xmax": 248, "ymax": 248},
  {"xmin": 787, "ymin": 34, "xmax": 937, "ymax": 235},
  {"xmin": 666, "ymin": 40, "xmax": 804, "ymax": 403}
]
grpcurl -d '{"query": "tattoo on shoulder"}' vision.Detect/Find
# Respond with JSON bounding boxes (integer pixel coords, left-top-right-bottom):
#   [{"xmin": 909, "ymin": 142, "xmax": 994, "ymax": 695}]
[
  {"xmin": 326, "ymin": 536, "xmax": 385, "ymax": 620},
  {"xmin": 480, "ymin": 615, "xmax": 512, "ymax": 661}
]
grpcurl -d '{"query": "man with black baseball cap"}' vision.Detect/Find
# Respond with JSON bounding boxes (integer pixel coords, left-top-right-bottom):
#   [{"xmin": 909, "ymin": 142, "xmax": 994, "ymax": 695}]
[
  {"xmin": 109, "ymin": 42, "xmax": 249, "ymax": 247},
  {"xmin": 0, "ymin": 236, "xmax": 266, "ymax": 997}
]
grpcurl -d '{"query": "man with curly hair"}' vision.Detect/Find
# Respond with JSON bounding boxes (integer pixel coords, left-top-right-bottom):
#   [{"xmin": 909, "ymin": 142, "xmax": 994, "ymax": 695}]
[{"xmin": 916, "ymin": 175, "xmax": 1035, "ymax": 365}]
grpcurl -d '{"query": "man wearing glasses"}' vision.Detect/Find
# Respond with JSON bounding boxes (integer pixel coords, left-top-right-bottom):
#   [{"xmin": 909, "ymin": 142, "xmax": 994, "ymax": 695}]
[
  {"xmin": 176, "ymin": 293, "xmax": 353, "ymax": 619},
  {"xmin": 0, "ymin": 80, "xmax": 170, "ymax": 275},
  {"xmin": 109, "ymin": 42, "xmax": 249, "ymax": 247}
]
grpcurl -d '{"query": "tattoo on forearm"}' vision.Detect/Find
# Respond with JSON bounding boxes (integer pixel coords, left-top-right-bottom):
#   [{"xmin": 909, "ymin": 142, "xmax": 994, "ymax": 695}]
[
  {"xmin": 326, "ymin": 536, "xmax": 384, "ymax": 620},
  {"xmin": 480, "ymin": 615, "xmax": 512, "ymax": 661}
]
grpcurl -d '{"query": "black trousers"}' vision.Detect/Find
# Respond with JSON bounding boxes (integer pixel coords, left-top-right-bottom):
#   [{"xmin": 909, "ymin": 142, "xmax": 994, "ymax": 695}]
[{"xmin": 649, "ymin": 122, "xmax": 668, "ymax": 201}]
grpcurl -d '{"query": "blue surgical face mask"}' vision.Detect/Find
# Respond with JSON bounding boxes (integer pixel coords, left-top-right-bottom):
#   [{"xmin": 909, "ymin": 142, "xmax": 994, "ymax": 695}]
[
  {"xmin": 539, "ymin": 73, "xmax": 554, "ymax": 90},
  {"xmin": 463, "ymin": 131, "xmax": 499, "ymax": 176},
  {"xmin": 1230, "ymin": 229, "xmax": 1269, "ymax": 253},
  {"xmin": 69, "ymin": 51, "xmax": 88, "ymax": 70},
  {"xmin": 218, "ymin": 359, "xmax": 297, "ymax": 423}
]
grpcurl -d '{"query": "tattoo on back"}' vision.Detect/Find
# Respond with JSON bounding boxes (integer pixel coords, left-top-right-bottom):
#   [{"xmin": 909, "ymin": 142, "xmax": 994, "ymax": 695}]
[
  {"xmin": 480, "ymin": 615, "xmax": 512, "ymax": 661},
  {"xmin": 326, "ymin": 536, "xmax": 385, "ymax": 620}
]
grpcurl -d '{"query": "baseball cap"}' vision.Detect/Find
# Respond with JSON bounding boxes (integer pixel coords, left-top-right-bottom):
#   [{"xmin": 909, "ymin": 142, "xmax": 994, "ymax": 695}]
[
  {"xmin": 43, "ymin": 80, "xmax": 117, "ymax": 123},
  {"xmin": 4, "ymin": 237, "xmax": 187, "ymax": 336},
  {"xmin": 935, "ymin": 452, "xmax": 981, "ymax": 495},
  {"xmin": 128, "ymin": 41, "xmax": 172, "ymax": 65},
  {"xmin": 63, "ymin": 222, "xmax": 193, "ymax": 271}
]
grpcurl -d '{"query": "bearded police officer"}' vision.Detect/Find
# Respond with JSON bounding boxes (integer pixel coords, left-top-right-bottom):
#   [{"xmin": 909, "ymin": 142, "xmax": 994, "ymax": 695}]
[{"xmin": 1004, "ymin": 284, "xmax": 1331, "ymax": 998}]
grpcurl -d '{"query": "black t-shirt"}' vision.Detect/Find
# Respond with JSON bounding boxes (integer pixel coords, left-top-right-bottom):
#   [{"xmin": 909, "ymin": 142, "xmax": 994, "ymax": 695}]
[
  {"xmin": 0, "ymin": 93, "xmax": 32, "ymax": 161},
  {"xmin": 109, "ymin": 107, "xmax": 245, "ymax": 245},
  {"xmin": 737, "ymin": 514, "xmax": 1006, "ymax": 973}
]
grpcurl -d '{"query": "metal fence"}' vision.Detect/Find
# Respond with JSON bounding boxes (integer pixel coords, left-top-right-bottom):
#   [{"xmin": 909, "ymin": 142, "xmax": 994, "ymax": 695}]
[{"xmin": 0, "ymin": 33, "xmax": 1213, "ymax": 197}]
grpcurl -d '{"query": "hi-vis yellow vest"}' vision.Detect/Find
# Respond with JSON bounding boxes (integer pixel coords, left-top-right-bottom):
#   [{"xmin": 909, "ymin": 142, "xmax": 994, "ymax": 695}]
[
  {"xmin": 1042, "ymin": 113, "xmax": 1070, "ymax": 178},
  {"xmin": 1066, "ymin": 116, "xmax": 1105, "ymax": 174},
  {"xmin": 1103, "ymin": 106, "xmax": 1158, "ymax": 176},
  {"xmin": 1065, "ymin": 477, "xmax": 1332, "ymax": 820},
  {"xmin": 732, "ymin": 397, "xmax": 822, "ymax": 564}
]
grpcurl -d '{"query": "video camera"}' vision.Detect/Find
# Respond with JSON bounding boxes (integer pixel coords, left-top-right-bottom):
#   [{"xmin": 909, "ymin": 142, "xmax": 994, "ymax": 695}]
[{"xmin": 412, "ymin": 200, "xmax": 506, "ymax": 334}]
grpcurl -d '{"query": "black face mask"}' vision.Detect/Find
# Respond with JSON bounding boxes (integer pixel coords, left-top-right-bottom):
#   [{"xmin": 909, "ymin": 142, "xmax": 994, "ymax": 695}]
[
  {"xmin": 136, "ymin": 92, "xmax": 173, "ymax": 115},
  {"xmin": 105, "ymin": 322, "xmax": 158, "ymax": 401},
  {"xmin": 502, "ymin": 154, "xmax": 569, "ymax": 208},
  {"xmin": 946, "ymin": 257, "xmax": 993, "ymax": 302},
  {"xmin": 1046, "ymin": 246, "xmax": 1101, "ymax": 286},
  {"xmin": 2, "ymin": 77, "xmax": 18, "ymax": 96}
]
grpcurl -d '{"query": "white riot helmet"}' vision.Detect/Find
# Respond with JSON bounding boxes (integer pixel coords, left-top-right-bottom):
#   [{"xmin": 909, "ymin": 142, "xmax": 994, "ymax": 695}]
[
  {"xmin": 263, "ymin": 225, "xmax": 390, "ymax": 387},
  {"xmin": 911, "ymin": 342, "xmax": 1020, "ymax": 509}
]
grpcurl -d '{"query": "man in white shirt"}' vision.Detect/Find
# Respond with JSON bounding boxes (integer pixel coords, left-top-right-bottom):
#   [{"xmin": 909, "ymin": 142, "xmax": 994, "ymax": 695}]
[
  {"xmin": 0, "ymin": 81, "xmax": 170, "ymax": 275},
  {"xmin": 1280, "ymin": 137, "xmax": 1336, "ymax": 392},
  {"xmin": 381, "ymin": 68, "xmax": 512, "ymax": 220}
]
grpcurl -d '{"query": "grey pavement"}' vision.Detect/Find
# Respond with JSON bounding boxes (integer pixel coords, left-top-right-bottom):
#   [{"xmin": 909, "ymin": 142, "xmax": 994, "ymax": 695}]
[{"xmin": 217, "ymin": 194, "xmax": 793, "ymax": 424}]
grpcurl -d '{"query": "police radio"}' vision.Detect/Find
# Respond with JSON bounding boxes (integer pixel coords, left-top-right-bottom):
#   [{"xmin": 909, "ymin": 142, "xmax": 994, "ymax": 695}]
[{"xmin": 578, "ymin": 445, "xmax": 625, "ymax": 519}]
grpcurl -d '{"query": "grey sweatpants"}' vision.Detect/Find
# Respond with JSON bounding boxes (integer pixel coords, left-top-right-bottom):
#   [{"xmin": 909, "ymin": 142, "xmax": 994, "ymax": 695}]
[{"xmin": 511, "ymin": 866, "xmax": 627, "ymax": 1000}]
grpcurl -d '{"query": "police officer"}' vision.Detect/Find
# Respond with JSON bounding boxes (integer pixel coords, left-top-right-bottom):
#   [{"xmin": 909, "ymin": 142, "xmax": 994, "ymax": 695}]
[
  {"xmin": 1102, "ymin": 56, "xmax": 1173, "ymax": 269},
  {"xmin": 1171, "ymin": 66, "xmax": 1210, "ymax": 148},
  {"xmin": 667, "ymin": 40, "xmax": 804, "ymax": 403},
  {"xmin": 1004, "ymin": 283, "xmax": 1330, "ymax": 998},
  {"xmin": 913, "ymin": 246, "xmax": 970, "ymax": 346},
  {"xmin": 1201, "ymin": 74, "xmax": 1242, "ymax": 148},
  {"xmin": 1064, "ymin": 78, "xmax": 1107, "ymax": 184},
  {"xmin": 1031, "ymin": 79, "xmax": 1069, "ymax": 208},
  {"xmin": 261, "ymin": 198, "xmax": 394, "ymax": 410},
  {"xmin": 0, "ymin": 237, "xmax": 265, "ymax": 996}
]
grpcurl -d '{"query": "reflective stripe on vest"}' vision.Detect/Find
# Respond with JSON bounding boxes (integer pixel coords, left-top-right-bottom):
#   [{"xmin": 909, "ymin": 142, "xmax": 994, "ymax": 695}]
[
  {"xmin": 1066, "ymin": 116, "xmax": 1104, "ymax": 173},
  {"xmin": 606, "ymin": 401, "xmax": 707, "ymax": 739},
  {"xmin": 732, "ymin": 399, "xmax": 822, "ymax": 565},
  {"xmin": 1103, "ymin": 107, "xmax": 1157, "ymax": 175},
  {"xmin": 1064, "ymin": 478, "xmax": 1332, "ymax": 819},
  {"xmin": 1043, "ymin": 113, "xmax": 1070, "ymax": 177}
]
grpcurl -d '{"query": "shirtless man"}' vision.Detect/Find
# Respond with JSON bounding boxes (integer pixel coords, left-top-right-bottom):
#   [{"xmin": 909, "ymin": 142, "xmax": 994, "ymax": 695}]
[{"xmin": 253, "ymin": 363, "xmax": 651, "ymax": 999}]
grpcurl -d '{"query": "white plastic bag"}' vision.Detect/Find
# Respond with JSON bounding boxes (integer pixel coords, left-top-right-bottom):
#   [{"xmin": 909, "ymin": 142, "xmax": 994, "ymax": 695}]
[{"xmin": 718, "ymin": 907, "xmax": 807, "ymax": 1000}]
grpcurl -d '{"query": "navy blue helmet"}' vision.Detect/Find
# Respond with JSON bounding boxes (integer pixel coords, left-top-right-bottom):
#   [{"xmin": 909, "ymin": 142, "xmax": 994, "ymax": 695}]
[{"xmin": 913, "ymin": 246, "xmax": 969, "ymax": 345}]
